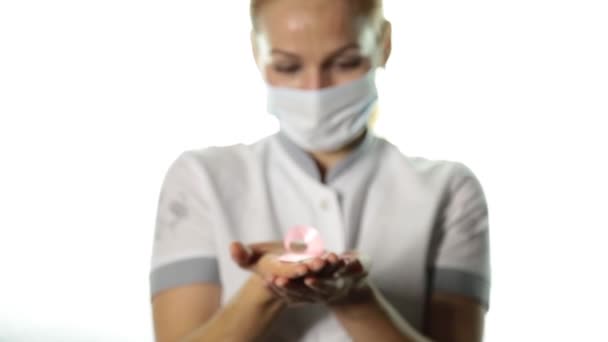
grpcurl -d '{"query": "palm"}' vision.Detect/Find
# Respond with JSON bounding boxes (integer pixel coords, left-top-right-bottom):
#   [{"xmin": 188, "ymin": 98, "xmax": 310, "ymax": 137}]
[{"xmin": 230, "ymin": 241, "xmax": 309, "ymax": 280}]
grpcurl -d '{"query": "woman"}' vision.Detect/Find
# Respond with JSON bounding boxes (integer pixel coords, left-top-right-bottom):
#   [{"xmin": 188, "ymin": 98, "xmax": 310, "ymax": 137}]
[{"xmin": 150, "ymin": 0, "xmax": 490, "ymax": 341}]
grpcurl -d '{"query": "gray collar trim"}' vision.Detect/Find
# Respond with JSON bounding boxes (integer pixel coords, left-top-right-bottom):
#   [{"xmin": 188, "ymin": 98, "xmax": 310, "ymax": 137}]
[{"xmin": 275, "ymin": 130, "xmax": 376, "ymax": 184}]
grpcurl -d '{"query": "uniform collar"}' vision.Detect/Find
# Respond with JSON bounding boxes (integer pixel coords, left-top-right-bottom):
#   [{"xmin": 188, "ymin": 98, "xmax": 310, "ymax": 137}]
[{"xmin": 276, "ymin": 130, "xmax": 376, "ymax": 184}]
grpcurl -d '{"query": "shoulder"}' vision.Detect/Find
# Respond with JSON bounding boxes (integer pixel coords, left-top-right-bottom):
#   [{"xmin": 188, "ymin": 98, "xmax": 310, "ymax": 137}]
[
  {"xmin": 167, "ymin": 135, "xmax": 273, "ymax": 180},
  {"xmin": 374, "ymin": 136, "xmax": 483, "ymax": 191},
  {"xmin": 160, "ymin": 136, "xmax": 275, "ymax": 203}
]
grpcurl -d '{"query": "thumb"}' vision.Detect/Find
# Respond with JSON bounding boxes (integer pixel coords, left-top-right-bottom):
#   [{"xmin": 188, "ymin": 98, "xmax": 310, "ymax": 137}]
[{"xmin": 230, "ymin": 241, "xmax": 255, "ymax": 268}]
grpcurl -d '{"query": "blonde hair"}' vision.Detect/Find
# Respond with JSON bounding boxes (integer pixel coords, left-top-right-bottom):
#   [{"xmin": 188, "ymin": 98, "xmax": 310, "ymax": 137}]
[{"xmin": 250, "ymin": 0, "xmax": 384, "ymax": 31}]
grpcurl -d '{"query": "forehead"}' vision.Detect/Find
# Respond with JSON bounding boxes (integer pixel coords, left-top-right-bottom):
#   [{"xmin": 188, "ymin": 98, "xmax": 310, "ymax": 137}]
[{"xmin": 257, "ymin": 0, "xmax": 364, "ymax": 51}]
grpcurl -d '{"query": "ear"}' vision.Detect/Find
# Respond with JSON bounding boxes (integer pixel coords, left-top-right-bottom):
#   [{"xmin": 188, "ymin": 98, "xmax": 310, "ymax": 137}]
[
  {"xmin": 251, "ymin": 30, "xmax": 260, "ymax": 67},
  {"xmin": 380, "ymin": 20, "xmax": 392, "ymax": 68}
]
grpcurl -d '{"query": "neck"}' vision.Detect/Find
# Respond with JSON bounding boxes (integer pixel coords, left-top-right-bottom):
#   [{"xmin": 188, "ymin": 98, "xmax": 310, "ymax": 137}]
[{"xmin": 309, "ymin": 130, "xmax": 368, "ymax": 181}]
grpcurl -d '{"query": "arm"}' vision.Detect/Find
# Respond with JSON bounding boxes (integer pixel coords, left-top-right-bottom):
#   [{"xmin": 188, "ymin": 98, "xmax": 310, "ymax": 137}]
[
  {"xmin": 182, "ymin": 276, "xmax": 285, "ymax": 341},
  {"xmin": 152, "ymin": 275, "xmax": 286, "ymax": 342},
  {"xmin": 330, "ymin": 287, "xmax": 485, "ymax": 342},
  {"xmin": 150, "ymin": 153, "xmax": 301, "ymax": 341},
  {"xmin": 152, "ymin": 284, "xmax": 221, "ymax": 342},
  {"xmin": 268, "ymin": 255, "xmax": 474, "ymax": 341},
  {"xmin": 330, "ymin": 283, "xmax": 431, "ymax": 342},
  {"xmin": 152, "ymin": 241, "xmax": 322, "ymax": 342},
  {"xmin": 288, "ymin": 255, "xmax": 430, "ymax": 341},
  {"xmin": 423, "ymin": 162, "xmax": 490, "ymax": 341},
  {"xmin": 180, "ymin": 241, "xmax": 320, "ymax": 342},
  {"xmin": 425, "ymin": 291, "xmax": 485, "ymax": 342},
  {"xmin": 331, "ymin": 162, "xmax": 490, "ymax": 341}
]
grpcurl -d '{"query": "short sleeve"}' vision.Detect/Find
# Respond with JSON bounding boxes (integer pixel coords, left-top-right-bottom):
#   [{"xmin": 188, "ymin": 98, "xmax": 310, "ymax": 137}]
[
  {"xmin": 150, "ymin": 151, "xmax": 220, "ymax": 298},
  {"xmin": 430, "ymin": 162, "xmax": 491, "ymax": 309}
]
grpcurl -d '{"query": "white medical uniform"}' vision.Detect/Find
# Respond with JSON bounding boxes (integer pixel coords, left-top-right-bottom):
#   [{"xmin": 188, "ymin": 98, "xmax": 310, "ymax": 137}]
[{"xmin": 150, "ymin": 131, "xmax": 490, "ymax": 341}]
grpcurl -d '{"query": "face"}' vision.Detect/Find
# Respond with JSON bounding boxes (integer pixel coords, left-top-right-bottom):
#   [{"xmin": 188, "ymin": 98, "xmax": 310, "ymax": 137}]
[{"xmin": 253, "ymin": 0, "xmax": 389, "ymax": 90}]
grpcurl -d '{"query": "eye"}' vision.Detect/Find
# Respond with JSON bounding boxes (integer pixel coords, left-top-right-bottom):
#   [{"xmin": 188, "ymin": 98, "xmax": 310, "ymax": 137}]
[
  {"xmin": 273, "ymin": 63, "xmax": 301, "ymax": 74},
  {"xmin": 335, "ymin": 57, "xmax": 363, "ymax": 70}
]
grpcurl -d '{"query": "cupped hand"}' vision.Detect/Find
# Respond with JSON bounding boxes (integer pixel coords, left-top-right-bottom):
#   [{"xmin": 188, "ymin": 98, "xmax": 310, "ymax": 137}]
[
  {"xmin": 229, "ymin": 241, "xmax": 336, "ymax": 288},
  {"xmin": 268, "ymin": 251, "xmax": 370, "ymax": 305}
]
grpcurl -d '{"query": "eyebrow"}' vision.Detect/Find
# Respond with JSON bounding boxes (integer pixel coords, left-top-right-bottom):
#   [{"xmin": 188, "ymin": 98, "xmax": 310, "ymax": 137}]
[{"xmin": 270, "ymin": 42, "xmax": 360, "ymax": 61}]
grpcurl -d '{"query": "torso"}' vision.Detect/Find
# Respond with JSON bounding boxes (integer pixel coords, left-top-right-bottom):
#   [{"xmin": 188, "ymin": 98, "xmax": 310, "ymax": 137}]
[{"xmin": 191, "ymin": 133, "xmax": 461, "ymax": 341}]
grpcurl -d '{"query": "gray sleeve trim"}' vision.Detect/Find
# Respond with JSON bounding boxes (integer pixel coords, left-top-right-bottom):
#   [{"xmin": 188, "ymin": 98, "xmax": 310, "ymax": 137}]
[
  {"xmin": 150, "ymin": 257, "xmax": 220, "ymax": 297},
  {"xmin": 431, "ymin": 268, "xmax": 490, "ymax": 310}
]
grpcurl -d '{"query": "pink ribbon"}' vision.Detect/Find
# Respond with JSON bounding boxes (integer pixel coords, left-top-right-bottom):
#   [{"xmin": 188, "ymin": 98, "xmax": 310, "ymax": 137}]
[{"xmin": 278, "ymin": 225, "xmax": 325, "ymax": 263}]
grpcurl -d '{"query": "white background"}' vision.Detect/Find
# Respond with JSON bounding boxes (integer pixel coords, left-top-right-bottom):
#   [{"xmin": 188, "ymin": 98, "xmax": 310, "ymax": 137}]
[{"xmin": 1, "ymin": 1, "xmax": 607, "ymax": 341}]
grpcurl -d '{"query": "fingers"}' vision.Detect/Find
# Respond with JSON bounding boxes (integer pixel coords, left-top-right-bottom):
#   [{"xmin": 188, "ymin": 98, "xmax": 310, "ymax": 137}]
[
  {"xmin": 268, "ymin": 279, "xmax": 321, "ymax": 304},
  {"xmin": 334, "ymin": 257, "xmax": 365, "ymax": 278},
  {"xmin": 305, "ymin": 257, "xmax": 327, "ymax": 272},
  {"xmin": 230, "ymin": 240, "xmax": 287, "ymax": 271},
  {"xmin": 260, "ymin": 249, "xmax": 372, "ymax": 306},
  {"xmin": 302, "ymin": 253, "xmax": 353, "ymax": 279},
  {"xmin": 274, "ymin": 276, "xmax": 289, "ymax": 287},
  {"xmin": 325, "ymin": 252, "xmax": 339, "ymax": 264},
  {"xmin": 270, "ymin": 267, "xmax": 369, "ymax": 305},
  {"xmin": 230, "ymin": 241, "xmax": 285, "ymax": 265},
  {"xmin": 304, "ymin": 258, "xmax": 368, "ymax": 295},
  {"xmin": 258, "ymin": 255, "xmax": 310, "ymax": 279},
  {"xmin": 303, "ymin": 277, "xmax": 334, "ymax": 297},
  {"xmin": 303, "ymin": 277, "xmax": 356, "ymax": 304},
  {"xmin": 319, "ymin": 253, "xmax": 344, "ymax": 277},
  {"xmin": 304, "ymin": 253, "xmax": 341, "ymax": 276},
  {"xmin": 230, "ymin": 242, "xmax": 252, "ymax": 268},
  {"xmin": 231, "ymin": 242, "xmax": 367, "ymax": 292}
]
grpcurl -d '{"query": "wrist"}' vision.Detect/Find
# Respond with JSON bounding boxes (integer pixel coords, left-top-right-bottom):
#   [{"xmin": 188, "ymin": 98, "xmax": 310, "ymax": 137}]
[
  {"xmin": 245, "ymin": 274, "xmax": 287, "ymax": 309},
  {"xmin": 328, "ymin": 280, "xmax": 375, "ymax": 310}
]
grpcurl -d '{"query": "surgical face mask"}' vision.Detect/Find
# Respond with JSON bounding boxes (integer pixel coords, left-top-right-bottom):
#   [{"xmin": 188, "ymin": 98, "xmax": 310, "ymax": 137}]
[{"xmin": 266, "ymin": 70, "xmax": 378, "ymax": 152}]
